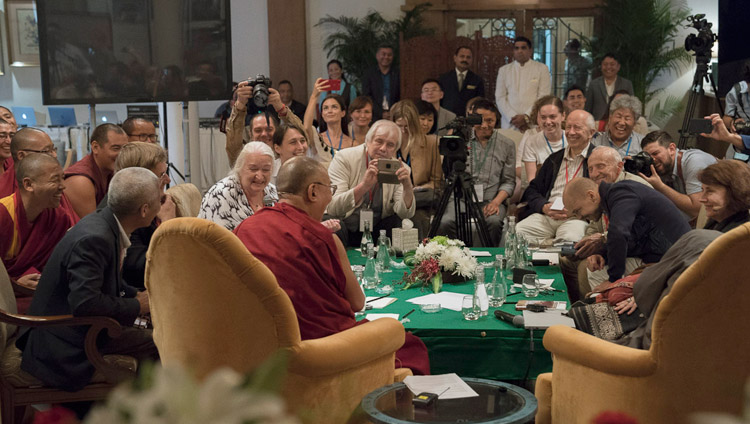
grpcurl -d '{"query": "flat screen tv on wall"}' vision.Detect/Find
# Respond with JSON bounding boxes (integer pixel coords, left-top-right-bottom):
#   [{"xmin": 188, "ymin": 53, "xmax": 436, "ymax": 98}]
[{"xmin": 37, "ymin": 0, "xmax": 232, "ymax": 105}]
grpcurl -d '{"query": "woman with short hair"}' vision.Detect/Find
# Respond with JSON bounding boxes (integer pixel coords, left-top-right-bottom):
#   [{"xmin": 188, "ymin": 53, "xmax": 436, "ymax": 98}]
[
  {"xmin": 698, "ymin": 160, "xmax": 750, "ymax": 232},
  {"xmin": 348, "ymin": 96, "xmax": 374, "ymax": 145}
]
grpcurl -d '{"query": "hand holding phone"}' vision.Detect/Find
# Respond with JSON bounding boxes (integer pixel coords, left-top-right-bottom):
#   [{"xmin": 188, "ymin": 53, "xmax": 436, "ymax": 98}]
[
  {"xmin": 377, "ymin": 158, "xmax": 401, "ymax": 184},
  {"xmin": 324, "ymin": 79, "xmax": 341, "ymax": 91}
]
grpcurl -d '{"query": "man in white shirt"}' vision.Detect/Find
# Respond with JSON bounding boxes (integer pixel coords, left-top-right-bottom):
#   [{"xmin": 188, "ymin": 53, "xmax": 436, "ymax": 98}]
[{"xmin": 494, "ymin": 36, "xmax": 551, "ymax": 131}]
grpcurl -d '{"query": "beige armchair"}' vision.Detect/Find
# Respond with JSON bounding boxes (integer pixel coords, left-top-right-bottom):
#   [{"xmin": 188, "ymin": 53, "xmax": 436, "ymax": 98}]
[
  {"xmin": 145, "ymin": 218, "xmax": 406, "ymax": 424},
  {"xmin": 535, "ymin": 223, "xmax": 750, "ymax": 424}
]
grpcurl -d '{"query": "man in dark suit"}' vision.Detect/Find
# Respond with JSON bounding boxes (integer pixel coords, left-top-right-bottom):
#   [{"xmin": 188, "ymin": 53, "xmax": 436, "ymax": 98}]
[
  {"xmin": 361, "ymin": 45, "xmax": 400, "ymax": 121},
  {"xmin": 584, "ymin": 53, "xmax": 634, "ymax": 120},
  {"xmin": 438, "ymin": 46, "xmax": 485, "ymax": 116},
  {"xmin": 17, "ymin": 167, "xmax": 160, "ymax": 392},
  {"xmin": 277, "ymin": 80, "xmax": 307, "ymax": 121}
]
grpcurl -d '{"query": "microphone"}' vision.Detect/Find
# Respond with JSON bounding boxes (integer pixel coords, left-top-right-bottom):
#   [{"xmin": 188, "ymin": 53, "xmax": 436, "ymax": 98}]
[{"xmin": 495, "ymin": 310, "xmax": 525, "ymax": 328}]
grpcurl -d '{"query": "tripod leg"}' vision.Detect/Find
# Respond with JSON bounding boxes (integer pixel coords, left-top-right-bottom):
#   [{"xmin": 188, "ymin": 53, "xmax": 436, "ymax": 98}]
[{"xmin": 428, "ymin": 175, "xmax": 458, "ymax": 238}]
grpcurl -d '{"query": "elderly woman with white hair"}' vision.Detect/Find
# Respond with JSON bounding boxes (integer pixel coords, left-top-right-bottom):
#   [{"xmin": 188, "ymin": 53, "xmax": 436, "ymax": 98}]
[
  {"xmin": 591, "ymin": 94, "xmax": 645, "ymax": 158},
  {"xmin": 326, "ymin": 119, "xmax": 415, "ymax": 247},
  {"xmin": 199, "ymin": 141, "xmax": 278, "ymax": 230}
]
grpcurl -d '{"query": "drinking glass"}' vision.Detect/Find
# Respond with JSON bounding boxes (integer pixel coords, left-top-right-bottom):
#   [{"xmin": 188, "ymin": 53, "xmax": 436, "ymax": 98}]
[
  {"xmin": 462, "ymin": 295, "xmax": 479, "ymax": 321},
  {"xmin": 488, "ymin": 280, "xmax": 506, "ymax": 307},
  {"xmin": 522, "ymin": 274, "xmax": 539, "ymax": 298}
]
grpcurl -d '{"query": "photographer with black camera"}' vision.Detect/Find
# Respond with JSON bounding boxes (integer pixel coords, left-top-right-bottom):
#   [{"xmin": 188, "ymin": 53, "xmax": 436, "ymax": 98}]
[
  {"xmin": 722, "ymin": 63, "xmax": 750, "ymax": 132},
  {"xmin": 639, "ymin": 131, "xmax": 717, "ymax": 221},
  {"xmin": 435, "ymin": 99, "xmax": 516, "ymax": 246}
]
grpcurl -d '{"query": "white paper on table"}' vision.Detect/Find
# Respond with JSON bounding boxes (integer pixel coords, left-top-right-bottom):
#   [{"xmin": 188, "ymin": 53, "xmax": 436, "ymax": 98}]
[
  {"xmin": 470, "ymin": 250, "xmax": 492, "ymax": 257},
  {"xmin": 365, "ymin": 313, "xmax": 400, "ymax": 321},
  {"xmin": 550, "ymin": 197, "xmax": 565, "ymax": 210},
  {"xmin": 365, "ymin": 296, "xmax": 397, "ymax": 309},
  {"xmin": 407, "ymin": 292, "xmax": 466, "ymax": 311},
  {"xmin": 522, "ymin": 310, "xmax": 575, "ymax": 329},
  {"xmin": 532, "ymin": 251, "xmax": 560, "ymax": 265},
  {"xmin": 403, "ymin": 373, "xmax": 479, "ymax": 399},
  {"xmin": 511, "ymin": 279, "xmax": 555, "ymax": 290}
]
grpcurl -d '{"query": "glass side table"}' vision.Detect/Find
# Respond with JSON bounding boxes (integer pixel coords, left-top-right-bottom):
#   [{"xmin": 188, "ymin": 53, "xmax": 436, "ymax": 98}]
[{"xmin": 361, "ymin": 377, "xmax": 537, "ymax": 423}]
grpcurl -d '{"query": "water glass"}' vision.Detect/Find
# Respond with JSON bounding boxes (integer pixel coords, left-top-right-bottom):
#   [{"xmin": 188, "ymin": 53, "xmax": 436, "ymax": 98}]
[
  {"xmin": 375, "ymin": 280, "xmax": 394, "ymax": 295},
  {"xmin": 488, "ymin": 280, "xmax": 506, "ymax": 307},
  {"xmin": 461, "ymin": 295, "xmax": 479, "ymax": 321},
  {"xmin": 522, "ymin": 274, "xmax": 539, "ymax": 298}
]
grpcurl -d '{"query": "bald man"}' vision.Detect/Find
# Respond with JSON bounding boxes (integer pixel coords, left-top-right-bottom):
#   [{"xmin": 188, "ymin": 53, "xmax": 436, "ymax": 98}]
[
  {"xmin": 0, "ymin": 154, "xmax": 76, "ymax": 294},
  {"xmin": 122, "ymin": 117, "xmax": 158, "ymax": 144},
  {"xmin": 64, "ymin": 123, "xmax": 129, "ymax": 217},
  {"xmin": 234, "ymin": 156, "xmax": 429, "ymax": 375},
  {"xmin": 563, "ymin": 177, "xmax": 689, "ymax": 291}
]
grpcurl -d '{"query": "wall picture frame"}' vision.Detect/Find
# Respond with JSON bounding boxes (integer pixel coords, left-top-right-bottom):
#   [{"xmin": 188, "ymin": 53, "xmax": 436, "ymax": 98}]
[{"xmin": 6, "ymin": 0, "xmax": 38, "ymax": 67}]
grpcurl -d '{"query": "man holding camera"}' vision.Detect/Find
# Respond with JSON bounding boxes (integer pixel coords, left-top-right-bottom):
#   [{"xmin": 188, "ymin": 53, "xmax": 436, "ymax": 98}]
[
  {"xmin": 703, "ymin": 112, "xmax": 750, "ymax": 160},
  {"xmin": 639, "ymin": 131, "xmax": 717, "ymax": 221},
  {"xmin": 326, "ymin": 120, "xmax": 414, "ymax": 247},
  {"xmin": 436, "ymin": 99, "xmax": 515, "ymax": 246}
]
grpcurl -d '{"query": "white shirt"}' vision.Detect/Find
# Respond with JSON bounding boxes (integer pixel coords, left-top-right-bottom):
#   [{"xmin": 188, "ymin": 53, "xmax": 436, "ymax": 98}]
[
  {"xmin": 522, "ymin": 130, "xmax": 565, "ymax": 166},
  {"xmin": 455, "ymin": 68, "xmax": 467, "ymax": 90},
  {"xmin": 494, "ymin": 60, "xmax": 551, "ymax": 130},
  {"xmin": 550, "ymin": 143, "xmax": 590, "ymax": 201}
]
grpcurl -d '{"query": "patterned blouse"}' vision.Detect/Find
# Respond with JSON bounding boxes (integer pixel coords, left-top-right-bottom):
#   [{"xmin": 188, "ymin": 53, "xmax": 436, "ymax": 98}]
[{"xmin": 198, "ymin": 174, "xmax": 278, "ymax": 231}]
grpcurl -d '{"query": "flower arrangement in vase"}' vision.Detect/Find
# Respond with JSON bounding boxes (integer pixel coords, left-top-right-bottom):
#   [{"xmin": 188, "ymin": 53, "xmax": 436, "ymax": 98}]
[{"xmin": 401, "ymin": 236, "xmax": 478, "ymax": 293}]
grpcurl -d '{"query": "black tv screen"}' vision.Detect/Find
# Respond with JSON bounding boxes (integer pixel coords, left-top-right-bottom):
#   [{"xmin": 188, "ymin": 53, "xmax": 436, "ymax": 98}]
[{"xmin": 38, "ymin": 0, "xmax": 232, "ymax": 105}]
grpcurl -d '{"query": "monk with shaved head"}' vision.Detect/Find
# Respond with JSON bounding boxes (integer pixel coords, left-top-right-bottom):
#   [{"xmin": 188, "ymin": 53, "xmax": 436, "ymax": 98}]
[
  {"xmin": 0, "ymin": 154, "xmax": 76, "ymax": 307},
  {"xmin": 563, "ymin": 176, "xmax": 690, "ymax": 300},
  {"xmin": 234, "ymin": 156, "xmax": 430, "ymax": 375}
]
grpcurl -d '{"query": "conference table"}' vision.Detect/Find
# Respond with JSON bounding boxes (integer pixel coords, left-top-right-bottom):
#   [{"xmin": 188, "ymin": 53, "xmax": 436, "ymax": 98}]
[{"xmin": 348, "ymin": 247, "xmax": 570, "ymax": 381}]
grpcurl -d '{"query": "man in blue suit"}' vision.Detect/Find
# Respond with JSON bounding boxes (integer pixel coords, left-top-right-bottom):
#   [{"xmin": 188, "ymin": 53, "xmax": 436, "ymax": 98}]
[
  {"xmin": 17, "ymin": 167, "xmax": 161, "ymax": 392},
  {"xmin": 438, "ymin": 46, "xmax": 486, "ymax": 116}
]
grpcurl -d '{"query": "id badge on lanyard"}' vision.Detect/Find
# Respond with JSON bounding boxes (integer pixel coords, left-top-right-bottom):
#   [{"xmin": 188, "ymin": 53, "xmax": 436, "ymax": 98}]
[{"xmin": 473, "ymin": 184, "xmax": 484, "ymax": 203}]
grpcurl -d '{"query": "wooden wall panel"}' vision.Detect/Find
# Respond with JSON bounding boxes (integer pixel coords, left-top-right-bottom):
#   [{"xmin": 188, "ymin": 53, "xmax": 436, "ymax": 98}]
[{"xmin": 267, "ymin": 0, "xmax": 308, "ymax": 99}]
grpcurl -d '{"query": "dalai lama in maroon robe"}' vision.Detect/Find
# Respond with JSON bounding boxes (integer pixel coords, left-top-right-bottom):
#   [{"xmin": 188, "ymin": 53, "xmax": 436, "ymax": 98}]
[{"xmin": 234, "ymin": 156, "xmax": 430, "ymax": 375}]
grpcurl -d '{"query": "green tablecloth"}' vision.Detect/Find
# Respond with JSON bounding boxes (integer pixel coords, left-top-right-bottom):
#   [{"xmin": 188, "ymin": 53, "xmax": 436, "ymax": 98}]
[{"xmin": 349, "ymin": 247, "xmax": 569, "ymax": 380}]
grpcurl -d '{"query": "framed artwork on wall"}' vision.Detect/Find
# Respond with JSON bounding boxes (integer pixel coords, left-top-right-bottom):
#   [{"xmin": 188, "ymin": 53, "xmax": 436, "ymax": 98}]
[
  {"xmin": 0, "ymin": 9, "xmax": 5, "ymax": 74},
  {"xmin": 6, "ymin": 0, "xmax": 38, "ymax": 67}
]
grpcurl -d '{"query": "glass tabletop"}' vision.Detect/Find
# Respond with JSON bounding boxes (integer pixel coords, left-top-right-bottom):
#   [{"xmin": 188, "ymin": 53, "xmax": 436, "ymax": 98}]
[{"xmin": 361, "ymin": 378, "xmax": 537, "ymax": 424}]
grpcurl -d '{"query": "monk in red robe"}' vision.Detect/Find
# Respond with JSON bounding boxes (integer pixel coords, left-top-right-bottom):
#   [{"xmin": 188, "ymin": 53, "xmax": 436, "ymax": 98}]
[
  {"xmin": 234, "ymin": 156, "xmax": 430, "ymax": 375},
  {"xmin": 0, "ymin": 154, "xmax": 77, "ymax": 311},
  {"xmin": 0, "ymin": 128, "xmax": 79, "ymax": 223},
  {"xmin": 64, "ymin": 123, "xmax": 129, "ymax": 218},
  {"xmin": 0, "ymin": 118, "xmax": 14, "ymax": 179}
]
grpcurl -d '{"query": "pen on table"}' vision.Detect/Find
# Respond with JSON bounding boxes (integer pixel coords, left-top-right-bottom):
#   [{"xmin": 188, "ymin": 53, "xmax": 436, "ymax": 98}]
[
  {"xmin": 401, "ymin": 309, "xmax": 416, "ymax": 320},
  {"xmin": 367, "ymin": 294, "xmax": 389, "ymax": 303}
]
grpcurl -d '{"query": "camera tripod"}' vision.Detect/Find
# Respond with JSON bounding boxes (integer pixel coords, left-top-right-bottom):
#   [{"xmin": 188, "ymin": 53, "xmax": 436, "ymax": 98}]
[
  {"xmin": 678, "ymin": 54, "xmax": 722, "ymax": 149},
  {"xmin": 428, "ymin": 160, "xmax": 492, "ymax": 247}
]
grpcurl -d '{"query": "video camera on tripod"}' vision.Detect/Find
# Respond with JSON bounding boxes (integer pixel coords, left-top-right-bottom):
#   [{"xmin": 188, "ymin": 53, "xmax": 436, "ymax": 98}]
[
  {"xmin": 438, "ymin": 114, "xmax": 482, "ymax": 163},
  {"xmin": 684, "ymin": 14, "xmax": 717, "ymax": 61}
]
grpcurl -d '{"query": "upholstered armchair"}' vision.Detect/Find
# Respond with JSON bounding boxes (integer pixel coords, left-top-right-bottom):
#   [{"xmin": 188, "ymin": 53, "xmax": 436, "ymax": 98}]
[
  {"xmin": 145, "ymin": 218, "xmax": 406, "ymax": 424},
  {"xmin": 535, "ymin": 223, "xmax": 750, "ymax": 423},
  {"xmin": 0, "ymin": 261, "xmax": 136, "ymax": 424}
]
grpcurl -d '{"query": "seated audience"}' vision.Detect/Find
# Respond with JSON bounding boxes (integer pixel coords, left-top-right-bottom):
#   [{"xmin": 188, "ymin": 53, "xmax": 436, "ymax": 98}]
[
  {"xmin": 596, "ymin": 90, "xmax": 649, "ymax": 135},
  {"xmin": 584, "ymin": 53, "xmax": 634, "ymax": 121},
  {"xmin": 122, "ymin": 117, "xmax": 158, "ymax": 144},
  {"xmin": 64, "ymin": 123, "xmax": 129, "ymax": 217},
  {"xmin": 437, "ymin": 99, "xmax": 515, "ymax": 246},
  {"xmin": 0, "ymin": 154, "xmax": 76, "ymax": 298},
  {"xmin": 416, "ymin": 100, "xmax": 437, "ymax": 136},
  {"xmin": 318, "ymin": 59, "xmax": 358, "ymax": 110},
  {"xmin": 438, "ymin": 45, "xmax": 486, "ymax": 116},
  {"xmin": 327, "ymin": 120, "xmax": 414, "ymax": 247},
  {"xmin": 348, "ymin": 96, "xmax": 374, "ymax": 146},
  {"xmin": 277, "ymin": 80, "xmax": 307, "ymax": 121},
  {"xmin": 563, "ymin": 85, "xmax": 586, "ymax": 114},
  {"xmin": 0, "ymin": 106, "xmax": 15, "ymax": 128},
  {"xmin": 101, "ymin": 142, "xmax": 176, "ymax": 288},
  {"xmin": 305, "ymin": 79, "xmax": 354, "ymax": 166},
  {"xmin": 234, "ymin": 156, "xmax": 429, "ymax": 375},
  {"xmin": 563, "ymin": 177, "xmax": 690, "ymax": 291},
  {"xmin": 698, "ymin": 160, "xmax": 750, "ymax": 232},
  {"xmin": 639, "ymin": 130, "xmax": 717, "ymax": 221},
  {"xmin": 390, "ymin": 100, "xmax": 442, "ymax": 238},
  {"xmin": 516, "ymin": 109, "xmax": 596, "ymax": 243},
  {"xmin": 521, "ymin": 95, "xmax": 566, "ymax": 181},
  {"xmin": 0, "ymin": 118, "xmax": 15, "ymax": 178},
  {"xmin": 17, "ymin": 167, "xmax": 160, "ymax": 392},
  {"xmin": 590, "ymin": 94, "xmax": 644, "ymax": 158},
  {"xmin": 420, "ymin": 79, "xmax": 456, "ymax": 136},
  {"xmin": 271, "ymin": 121, "xmax": 308, "ymax": 185},
  {"xmin": 199, "ymin": 142, "xmax": 278, "ymax": 231}
]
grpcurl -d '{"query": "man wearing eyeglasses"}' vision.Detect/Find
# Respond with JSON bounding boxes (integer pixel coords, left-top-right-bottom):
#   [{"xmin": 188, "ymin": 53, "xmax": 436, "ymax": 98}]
[
  {"xmin": 122, "ymin": 117, "xmax": 158, "ymax": 144},
  {"xmin": 420, "ymin": 79, "xmax": 456, "ymax": 136}
]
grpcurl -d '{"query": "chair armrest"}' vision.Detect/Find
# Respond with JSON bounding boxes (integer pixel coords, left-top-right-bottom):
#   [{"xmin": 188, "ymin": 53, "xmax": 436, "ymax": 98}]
[
  {"xmin": 543, "ymin": 325, "xmax": 657, "ymax": 377},
  {"xmin": 288, "ymin": 318, "xmax": 405, "ymax": 377}
]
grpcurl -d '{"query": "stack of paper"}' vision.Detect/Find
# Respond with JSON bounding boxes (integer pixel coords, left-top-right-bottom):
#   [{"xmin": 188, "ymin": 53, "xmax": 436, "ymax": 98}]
[
  {"xmin": 532, "ymin": 251, "xmax": 560, "ymax": 265},
  {"xmin": 407, "ymin": 292, "xmax": 466, "ymax": 311},
  {"xmin": 511, "ymin": 278, "xmax": 555, "ymax": 290},
  {"xmin": 403, "ymin": 373, "xmax": 479, "ymax": 399},
  {"xmin": 366, "ymin": 313, "xmax": 400, "ymax": 321},
  {"xmin": 365, "ymin": 296, "xmax": 397, "ymax": 309}
]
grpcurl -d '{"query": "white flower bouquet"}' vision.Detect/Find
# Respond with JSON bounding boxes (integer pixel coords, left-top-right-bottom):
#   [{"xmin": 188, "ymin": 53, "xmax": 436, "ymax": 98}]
[{"xmin": 401, "ymin": 236, "xmax": 478, "ymax": 293}]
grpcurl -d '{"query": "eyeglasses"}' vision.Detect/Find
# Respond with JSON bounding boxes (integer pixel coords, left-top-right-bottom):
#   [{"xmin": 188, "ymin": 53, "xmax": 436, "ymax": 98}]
[
  {"xmin": 0, "ymin": 132, "xmax": 15, "ymax": 140},
  {"xmin": 20, "ymin": 147, "xmax": 56, "ymax": 155},
  {"xmin": 132, "ymin": 134, "xmax": 159, "ymax": 142},
  {"xmin": 312, "ymin": 182, "xmax": 337, "ymax": 194}
]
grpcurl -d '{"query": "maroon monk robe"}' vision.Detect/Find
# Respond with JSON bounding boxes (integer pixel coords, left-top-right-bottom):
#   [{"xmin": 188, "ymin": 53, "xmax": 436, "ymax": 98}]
[
  {"xmin": 234, "ymin": 202, "xmax": 430, "ymax": 375},
  {"xmin": 63, "ymin": 153, "xmax": 112, "ymax": 205},
  {"xmin": 0, "ymin": 160, "xmax": 80, "ymax": 223}
]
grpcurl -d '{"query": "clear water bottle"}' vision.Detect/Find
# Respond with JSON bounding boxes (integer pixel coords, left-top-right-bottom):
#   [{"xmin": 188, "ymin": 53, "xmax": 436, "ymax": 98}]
[
  {"xmin": 362, "ymin": 242, "xmax": 379, "ymax": 290},
  {"xmin": 489, "ymin": 254, "xmax": 507, "ymax": 307},
  {"xmin": 360, "ymin": 220, "xmax": 373, "ymax": 257},
  {"xmin": 504, "ymin": 216, "xmax": 517, "ymax": 281},
  {"xmin": 474, "ymin": 266, "xmax": 489, "ymax": 317},
  {"xmin": 376, "ymin": 230, "xmax": 391, "ymax": 273}
]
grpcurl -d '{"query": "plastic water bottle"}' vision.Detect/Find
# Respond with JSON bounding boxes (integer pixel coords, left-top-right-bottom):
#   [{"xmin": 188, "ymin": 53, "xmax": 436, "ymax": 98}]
[
  {"xmin": 362, "ymin": 243, "xmax": 379, "ymax": 289},
  {"xmin": 504, "ymin": 216, "xmax": 517, "ymax": 280},
  {"xmin": 360, "ymin": 221, "xmax": 373, "ymax": 257},
  {"xmin": 376, "ymin": 230, "xmax": 391, "ymax": 273},
  {"xmin": 489, "ymin": 255, "xmax": 507, "ymax": 307},
  {"xmin": 474, "ymin": 266, "xmax": 489, "ymax": 317}
]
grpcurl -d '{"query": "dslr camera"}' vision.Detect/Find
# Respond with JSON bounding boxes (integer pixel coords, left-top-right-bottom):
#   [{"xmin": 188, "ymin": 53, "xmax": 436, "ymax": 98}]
[
  {"xmin": 438, "ymin": 114, "xmax": 483, "ymax": 163},
  {"xmin": 246, "ymin": 74, "xmax": 272, "ymax": 108},
  {"xmin": 735, "ymin": 120, "xmax": 750, "ymax": 136},
  {"xmin": 623, "ymin": 151, "xmax": 654, "ymax": 177}
]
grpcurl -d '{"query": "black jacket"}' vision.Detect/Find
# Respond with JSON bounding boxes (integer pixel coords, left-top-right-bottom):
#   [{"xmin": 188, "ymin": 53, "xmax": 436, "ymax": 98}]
[
  {"xmin": 438, "ymin": 69, "xmax": 485, "ymax": 116},
  {"xmin": 599, "ymin": 180, "xmax": 691, "ymax": 281},
  {"xmin": 17, "ymin": 207, "xmax": 140, "ymax": 391},
  {"xmin": 361, "ymin": 66, "xmax": 400, "ymax": 121},
  {"xmin": 520, "ymin": 143, "xmax": 596, "ymax": 220}
]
